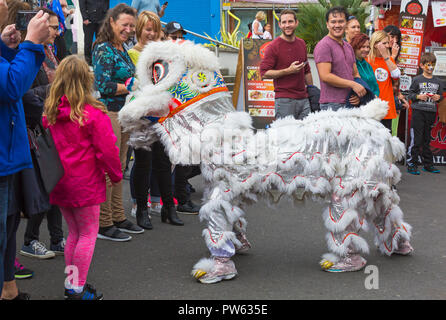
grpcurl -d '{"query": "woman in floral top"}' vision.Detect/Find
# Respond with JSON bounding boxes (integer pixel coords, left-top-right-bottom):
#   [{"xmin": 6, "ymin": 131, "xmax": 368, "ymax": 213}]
[{"xmin": 92, "ymin": 3, "xmax": 143, "ymax": 241}]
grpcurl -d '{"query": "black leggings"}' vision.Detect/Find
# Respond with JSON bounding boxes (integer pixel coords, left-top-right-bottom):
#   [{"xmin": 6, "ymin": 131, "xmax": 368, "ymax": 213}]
[
  {"xmin": 132, "ymin": 142, "xmax": 190, "ymax": 209},
  {"xmin": 3, "ymin": 212, "xmax": 20, "ymax": 282}
]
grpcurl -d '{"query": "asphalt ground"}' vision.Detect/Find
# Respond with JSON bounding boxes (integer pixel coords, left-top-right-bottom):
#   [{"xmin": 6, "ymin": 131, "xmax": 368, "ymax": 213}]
[{"xmin": 14, "ymin": 164, "xmax": 446, "ymax": 301}]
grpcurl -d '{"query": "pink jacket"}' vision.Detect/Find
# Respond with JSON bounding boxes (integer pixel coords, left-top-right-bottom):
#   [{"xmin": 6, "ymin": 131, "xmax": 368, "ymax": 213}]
[{"xmin": 43, "ymin": 95, "xmax": 122, "ymax": 208}]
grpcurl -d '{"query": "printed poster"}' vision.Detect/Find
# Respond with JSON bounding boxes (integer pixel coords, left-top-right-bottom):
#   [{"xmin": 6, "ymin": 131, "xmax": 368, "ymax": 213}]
[
  {"xmin": 433, "ymin": 50, "xmax": 446, "ymax": 76},
  {"xmin": 242, "ymin": 39, "xmax": 275, "ymax": 129},
  {"xmin": 432, "ymin": 1, "xmax": 446, "ymax": 27},
  {"xmin": 398, "ymin": 0, "xmax": 429, "ymax": 76}
]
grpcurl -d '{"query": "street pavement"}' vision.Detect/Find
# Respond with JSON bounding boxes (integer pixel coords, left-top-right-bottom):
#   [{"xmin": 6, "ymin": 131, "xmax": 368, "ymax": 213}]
[{"xmin": 15, "ymin": 164, "xmax": 446, "ymax": 300}]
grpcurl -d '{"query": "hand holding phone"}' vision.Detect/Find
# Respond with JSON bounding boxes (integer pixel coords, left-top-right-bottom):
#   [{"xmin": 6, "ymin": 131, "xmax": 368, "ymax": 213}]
[
  {"xmin": 24, "ymin": 10, "xmax": 50, "ymax": 44},
  {"xmin": 16, "ymin": 10, "xmax": 36, "ymax": 31}
]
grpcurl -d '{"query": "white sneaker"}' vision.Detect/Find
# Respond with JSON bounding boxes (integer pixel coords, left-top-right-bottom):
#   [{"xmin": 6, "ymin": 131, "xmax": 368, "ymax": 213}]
[{"xmin": 320, "ymin": 254, "xmax": 367, "ymax": 272}]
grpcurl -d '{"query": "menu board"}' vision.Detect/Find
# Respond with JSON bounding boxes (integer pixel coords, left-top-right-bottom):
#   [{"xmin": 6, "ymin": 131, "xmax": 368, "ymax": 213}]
[
  {"xmin": 242, "ymin": 39, "xmax": 276, "ymax": 129},
  {"xmin": 398, "ymin": 0, "xmax": 429, "ymax": 76}
]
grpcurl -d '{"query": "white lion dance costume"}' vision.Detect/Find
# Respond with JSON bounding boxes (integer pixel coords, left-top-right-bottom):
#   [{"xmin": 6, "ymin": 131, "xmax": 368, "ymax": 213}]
[{"xmin": 119, "ymin": 40, "xmax": 413, "ymax": 284}]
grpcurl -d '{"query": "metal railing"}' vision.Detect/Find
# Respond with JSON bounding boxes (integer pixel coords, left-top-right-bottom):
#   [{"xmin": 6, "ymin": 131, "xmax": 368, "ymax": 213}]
[{"xmin": 160, "ymin": 21, "xmax": 239, "ymax": 56}]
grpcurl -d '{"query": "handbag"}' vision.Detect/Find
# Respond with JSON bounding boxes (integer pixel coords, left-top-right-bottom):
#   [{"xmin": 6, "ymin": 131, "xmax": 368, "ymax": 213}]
[{"xmin": 33, "ymin": 124, "xmax": 65, "ymax": 194}]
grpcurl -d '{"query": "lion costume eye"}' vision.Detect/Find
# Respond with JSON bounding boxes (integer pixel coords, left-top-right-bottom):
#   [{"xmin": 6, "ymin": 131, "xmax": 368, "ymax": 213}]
[{"xmin": 152, "ymin": 60, "xmax": 169, "ymax": 84}]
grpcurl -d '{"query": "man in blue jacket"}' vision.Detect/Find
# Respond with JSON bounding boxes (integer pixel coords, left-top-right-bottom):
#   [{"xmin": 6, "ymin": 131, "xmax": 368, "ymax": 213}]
[{"xmin": 0, "ymin": 2, "xmax": 51, "ymax": 295}]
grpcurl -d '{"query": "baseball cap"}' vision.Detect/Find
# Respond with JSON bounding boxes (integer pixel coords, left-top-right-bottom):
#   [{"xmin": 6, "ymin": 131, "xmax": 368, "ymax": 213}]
[{"xmin": 165, "ymin": 21, "xmax": 187, "ymax": 35}]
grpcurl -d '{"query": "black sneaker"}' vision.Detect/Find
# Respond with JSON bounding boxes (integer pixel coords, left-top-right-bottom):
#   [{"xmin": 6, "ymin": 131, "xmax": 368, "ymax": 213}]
[
  {"xmin": 114, "ymin": 219, "xmax": 144, "ymax": 234},
  {"xmin": 422, "ymin": 165, "xmax": 440, "ymax": 173},
  {"xmin": 176, "ymin": 200, "xmax": 201, "ymax": 215},
  {"xmin": 50, "ymin": 238, "xmax": 66, "ymax": 256},
  {"xmin": 97, "ymin": 225, "xmax": 132, "ymax": 242},
  {"xmin": 65, "ymin": 284, "xmax": 103, "ymax": 300},
  {"xmin": 407, "ymin": 165, "xmax": 420, "ymax": 175},
  {"xmin": 14, "ymin": 258, "xmax": 34, "ymax": 280}
]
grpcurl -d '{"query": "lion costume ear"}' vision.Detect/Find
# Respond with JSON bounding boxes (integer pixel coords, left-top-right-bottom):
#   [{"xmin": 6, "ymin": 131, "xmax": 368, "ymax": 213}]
[{"xmin": 118, "ymin": 91, "xmax": 172, "ymax": 127}]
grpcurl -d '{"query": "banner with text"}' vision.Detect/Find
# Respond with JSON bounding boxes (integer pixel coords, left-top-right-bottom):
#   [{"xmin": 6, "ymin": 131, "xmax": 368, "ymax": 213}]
[{"xmin": 242, "ymin": 39, "xmax": 276, "ymax": 129}]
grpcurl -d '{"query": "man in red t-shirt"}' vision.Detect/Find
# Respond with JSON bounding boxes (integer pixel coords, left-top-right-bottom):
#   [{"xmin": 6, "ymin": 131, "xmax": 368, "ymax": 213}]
[{"xmin": 260, "ymin": 9, "xmax": 313, "ymax": 119}]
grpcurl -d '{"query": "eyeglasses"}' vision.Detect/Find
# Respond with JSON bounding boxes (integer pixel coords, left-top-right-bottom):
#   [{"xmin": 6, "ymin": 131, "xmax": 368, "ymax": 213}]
[{"xmin": 170, "ymin": 35, "xmax": 184, "ymax": 40}]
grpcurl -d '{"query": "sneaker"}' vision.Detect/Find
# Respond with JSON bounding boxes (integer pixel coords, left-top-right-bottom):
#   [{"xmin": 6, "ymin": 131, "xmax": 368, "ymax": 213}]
[
  {"xmin": 114, "ymin": 219, "xmax": 144, "ymax": 234},
  {"xmin": 65, "ymin": 283, "xmax": 103, "ymax": 300},
  {"xmin": 407, "ymin": 165, "xmax": 420, "ymax": 175},
  {"xmin": 177, "ymin": 200, "xmax": 201, "ymax": 215},
  {"xmin": 195, "ymin": 257, "xmax": 237, "ymax": 284},
  {"xmin": 422, "ymin": 165, "xmax": 440, "ymax": 173},
  {"xmin": 20, "ymin": 240, "xmax": 56, "ymax": 259},
  {"xmin": 97, "ymin": 225, "xmax": 132, "ymax": 242},
  {"xmin": 394, "ymin": 240, "xmax": 414, "ymax": 255},
  {"xmin": 14, "ymin": 259, "xmax": 34, "ymax": 280},
  {"xmin": 150, "ymin": 202, "xmax": 162, "ymax": 216},
  {"xmin": 50, "ymin": 238, "xmax": 66, "ymax": 256},
  {"xmin": 321, "ymin": 254, "xmax": 367, "ymax": 273}
]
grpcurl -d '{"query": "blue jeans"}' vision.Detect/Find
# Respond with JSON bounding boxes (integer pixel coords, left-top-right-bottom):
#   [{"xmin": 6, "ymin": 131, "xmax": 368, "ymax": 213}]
[{"xmin": 0, "ymin": 175, "xmax": 11, "ymax": 293}]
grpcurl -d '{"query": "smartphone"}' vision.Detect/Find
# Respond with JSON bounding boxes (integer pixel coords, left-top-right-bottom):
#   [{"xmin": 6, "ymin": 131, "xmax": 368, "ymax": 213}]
[
  {"xmin": 16, "ymin": 10, "xmax": 37, "ymax": 31},
  {"xmin": 303, "ymin": 61, "xmax": 309, "ymax": 66}
]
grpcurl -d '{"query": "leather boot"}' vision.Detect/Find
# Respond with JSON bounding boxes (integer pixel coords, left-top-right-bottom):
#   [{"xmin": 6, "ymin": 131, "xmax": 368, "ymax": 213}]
[
  {"xmin": 136, "ymin": 206, "xmax": 153, "ymax": 230},
  {"xmin": 161, "ymin": 206, "xmax": 184, "ymax": 226}
]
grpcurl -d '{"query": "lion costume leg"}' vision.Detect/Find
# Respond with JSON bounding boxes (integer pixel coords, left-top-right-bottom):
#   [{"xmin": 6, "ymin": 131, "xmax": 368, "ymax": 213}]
[
  {"xmin": 369, "ymin": 187, "xmax": 413, "ymax": 256},
  {"xmin": 320, "ymin": 193, "xmax": 369, "ymax": 272},
  {"xmin": 191, "ymin": 186, "xmax": 250, "ymax": 284}
]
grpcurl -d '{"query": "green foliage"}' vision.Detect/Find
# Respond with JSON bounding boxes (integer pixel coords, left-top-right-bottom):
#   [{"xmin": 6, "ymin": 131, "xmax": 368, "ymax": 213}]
[{"xmin": 296, "ymin": 0, "xmax": 369, "ymax": 53}]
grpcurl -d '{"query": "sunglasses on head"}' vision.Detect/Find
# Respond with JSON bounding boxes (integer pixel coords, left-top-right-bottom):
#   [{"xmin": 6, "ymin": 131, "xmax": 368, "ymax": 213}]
[{"xmin": 348, "ymin": 15, "xmax": 357, "ymax": 21}]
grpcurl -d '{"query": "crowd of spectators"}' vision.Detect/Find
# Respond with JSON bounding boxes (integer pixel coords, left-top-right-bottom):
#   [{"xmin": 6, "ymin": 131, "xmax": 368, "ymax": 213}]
[{"xmin": 0, "ymin": 1, "xmax": 443, "ymax": 300}]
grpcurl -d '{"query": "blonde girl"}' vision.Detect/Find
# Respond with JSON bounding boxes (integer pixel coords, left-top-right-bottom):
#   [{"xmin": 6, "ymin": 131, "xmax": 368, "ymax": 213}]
[{"xmin": 43, "ymin": 55, "xmax": 122, "ymax": 300}]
